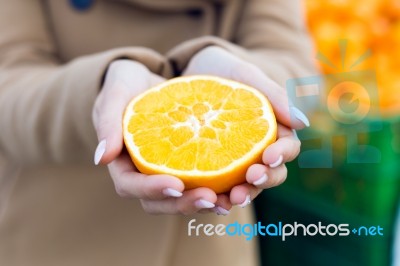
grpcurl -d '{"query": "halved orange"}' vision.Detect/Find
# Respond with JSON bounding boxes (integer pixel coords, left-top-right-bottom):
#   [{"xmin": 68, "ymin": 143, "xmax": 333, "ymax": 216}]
[{"xmin": 123, "ymin": 75, "xmax": 277, "ymax": 193}]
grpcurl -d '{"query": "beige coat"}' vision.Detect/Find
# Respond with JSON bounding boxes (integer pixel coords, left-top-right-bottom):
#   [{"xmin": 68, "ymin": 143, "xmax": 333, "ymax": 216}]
[{"xmin": 0, "ymin": 0, "xmax": 315, "ymax": 265}]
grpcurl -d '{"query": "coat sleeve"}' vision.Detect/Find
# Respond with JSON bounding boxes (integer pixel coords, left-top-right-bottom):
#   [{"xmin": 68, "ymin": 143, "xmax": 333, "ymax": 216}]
[
  {"xmin": 0, "ymin": 1, "xmax": 171, "ymax": 163},
  {"xmin": 167, "ymin": 0, "xmax": 317, "ymax": 88}
]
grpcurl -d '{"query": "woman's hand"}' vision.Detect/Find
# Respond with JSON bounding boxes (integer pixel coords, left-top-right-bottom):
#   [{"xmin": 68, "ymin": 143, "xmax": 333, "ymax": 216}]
[
  {"xmin": 183, "ymin": 46, "xmax": 309, "ymax": 208},
  {"xmin": 92, "ymin": 50, "xmax": 310, "ymax": 216},
  {"xmin": 92, "ymin": 60, "xmax": 227, "ymax": 215}
]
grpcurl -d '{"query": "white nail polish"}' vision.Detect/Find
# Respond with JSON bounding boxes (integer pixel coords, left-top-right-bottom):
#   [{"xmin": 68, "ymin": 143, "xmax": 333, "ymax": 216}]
[
  {"xmin": 290, "ymin": 106, "xmax": 310, "ymax": 127},
  {"xmin": 163, "ymin": 188, "xmax": 183, "ymax": 198},
  {"xmin": 239, "ymin": 195, "xmax": 251, "ymax": 208},
  {"xmin": 195, "ymin": 199, "xmax": 215, "ymax": 209},
  {"xmin": 94, "ymin": 139, "xmax": 106, "ymax": 165},
  {"xmin": 292, "ymin": 129, "xmax": 299, "ymax": 140},
  {"xmin": 269, "ymin": 155, "xmax": 283, "ymax": 168},
  {"xmin": 214, "ymin": 206, "xmax": 230, "ymax": 216},
  {"xmin": 253, "ymin": 173, "xmax": 268, "ymax": 186}
]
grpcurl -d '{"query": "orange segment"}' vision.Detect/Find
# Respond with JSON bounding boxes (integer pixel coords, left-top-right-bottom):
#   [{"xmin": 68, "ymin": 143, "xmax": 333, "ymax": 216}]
[{"xmin": 123, "ymin": 75, "xmax": 277, "ymax": 193}]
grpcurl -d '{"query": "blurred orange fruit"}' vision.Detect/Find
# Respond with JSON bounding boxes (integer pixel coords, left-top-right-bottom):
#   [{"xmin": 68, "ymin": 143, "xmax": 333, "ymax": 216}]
[
  {"xmin": 123, "ymin": 76, "xmax": 277, "ymax": 193},
  {"xmin": 305, "ymin": 0, "xmax": 400, "ymax": 116}
]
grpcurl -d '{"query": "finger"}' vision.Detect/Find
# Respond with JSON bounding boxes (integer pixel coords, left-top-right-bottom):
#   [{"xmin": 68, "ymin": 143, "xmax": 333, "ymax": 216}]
[
  {"xmin": 212, "ymin": 194, "xmax": 232, "ymax": 216},
  {"xmin": 229, "ymin": 183, "xmax": 262, "ymax": 208},
  {"xmin": 231, "ymin": 63, "xmax": 309, "ymax": 130},
  {"xmin": 183, "ymin": 47, "xmax": 234, "ymax": 77},
  {"xmin": 262, "ymin": 124, "xmax": 301, "ymax": 167},
  {"xmin": 245, "ymin": 163, "xmax": 288, "ymax": 189},
  {"xmin": 140, "ymin": 187, "xmax": 218, "ymax": 215},
  {"xmin": 93, "ymin": 80, "xmax": 131, "ymax": 165},
  {"xmin": 108, "ymin": 153, "xmax": 184, "ymax": 200},
  {"xmin": 183, "ymin": 47, "xmax": 309, "ymax": 129},
  {"xmin": 93, "ymin": 61, "xmax": 158, "ymax": 165},
  {"xmin": 149, "ymin": 72, "xmax": 166, "ymax": 86},
  {"xmin": 198, "ymin": 193, "xmax": 232, "ymax": 215}
]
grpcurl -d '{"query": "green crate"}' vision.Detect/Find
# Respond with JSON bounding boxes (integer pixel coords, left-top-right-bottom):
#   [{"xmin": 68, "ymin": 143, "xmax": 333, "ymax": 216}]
[
  {"xmin": 286, "ymin": 116, "xmax": 400, "ymax": 221},
  {"xmin": 254, "ymin": 115, "xmax": 400, "ymax": 266},
  {"xmin": 254, "ymin": 188, "xmax": 394, "ymax": 266}
]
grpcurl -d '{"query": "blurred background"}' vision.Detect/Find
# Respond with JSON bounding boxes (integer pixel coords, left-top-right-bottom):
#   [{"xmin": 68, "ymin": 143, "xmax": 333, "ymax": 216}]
[{"xmin": 254, "ymin": 1, "xmax": 400, "ymax": 265}]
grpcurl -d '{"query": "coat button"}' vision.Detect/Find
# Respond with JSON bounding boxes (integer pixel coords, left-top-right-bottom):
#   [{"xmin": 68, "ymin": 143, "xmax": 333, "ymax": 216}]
[
  {"xmin": 187, "ymin": 9, "xmax": 203, "ymax": 18},
  {"xmin": 69, "ymin": 0, "xmax": 94, "ymax": 11}
]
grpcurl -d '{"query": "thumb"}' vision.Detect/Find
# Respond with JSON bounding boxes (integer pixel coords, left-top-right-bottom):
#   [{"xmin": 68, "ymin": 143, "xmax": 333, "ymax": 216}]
[
  {"xmin": 93, "ymin": 60, "xmax": 167, "ymax": 165},
  {"xmin": 232, "ymin": 63, "xmax": 310, "ymax": 130},
  {"xmin": 93, "ymin": 79, "xmax": 131, "ymax": 165},
  {"xmin": 93, "ymin": 60, "xmax": 157, "ymax": 165}
]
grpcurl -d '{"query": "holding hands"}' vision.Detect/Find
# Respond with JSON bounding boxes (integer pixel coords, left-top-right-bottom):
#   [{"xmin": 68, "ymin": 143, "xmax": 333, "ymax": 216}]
[{"xmin": 92, "ymin": 47, "xmax": 309, "ymax": 215}]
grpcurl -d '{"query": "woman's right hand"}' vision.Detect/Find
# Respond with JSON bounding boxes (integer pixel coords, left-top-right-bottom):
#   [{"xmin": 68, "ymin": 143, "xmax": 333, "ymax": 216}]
[{"xmin": 92, "ymin": 60, "xmax": 229, "ymax": 215}]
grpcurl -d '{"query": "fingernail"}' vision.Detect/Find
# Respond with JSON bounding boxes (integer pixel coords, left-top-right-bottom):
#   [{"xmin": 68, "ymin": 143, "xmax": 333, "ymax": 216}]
[
  {"xmin": 214, "ymin": 206, "xmax": 230, "ymax": 216},
  {"xmin": 292, "ymin": 129, "xmax": 299, "ymax": 140},
  {"xmin": 163, "ymin": 188, "xmax": 183, "ymax": 198},
  {"xmin": 94, "ymin": 139, "xmax": 106, "ymax": 165},
  {"xmin": 253, "ymin": 173, "xmax": 268, "ymax": 186},
  {"xmin": 239, "ymin": 195, "xmax": 251, "ymax": 208},
  {"xmin": 290, "ymin": 106, "xmax": 310, "ymax": 127},
  {"xmin": 269, "ymin": 155, "xmax": 283, "ymax": 168},
  {"xmin": 195, "ymin": 199, "xmax": 215, "ymax": 209}
]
